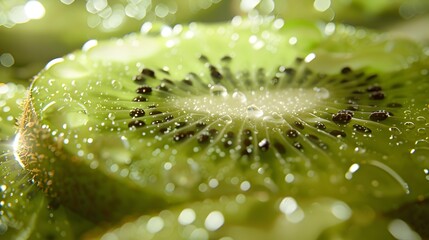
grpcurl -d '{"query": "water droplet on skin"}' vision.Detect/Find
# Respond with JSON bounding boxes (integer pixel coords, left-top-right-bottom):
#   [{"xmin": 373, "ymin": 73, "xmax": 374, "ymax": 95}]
[
  {"xmin": 209, "ymin": 84, "xmax": 228, "ymax": 97},
  {"xmin": 246, "ymin": 104, "xmax": 264, "ymax": 118}
]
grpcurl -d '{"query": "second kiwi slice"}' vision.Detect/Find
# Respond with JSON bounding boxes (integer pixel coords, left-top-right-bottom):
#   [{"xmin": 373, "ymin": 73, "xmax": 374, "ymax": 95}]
[{"xmin": 17, "ymin": 18, "xmax": 429, "ymax": 223}]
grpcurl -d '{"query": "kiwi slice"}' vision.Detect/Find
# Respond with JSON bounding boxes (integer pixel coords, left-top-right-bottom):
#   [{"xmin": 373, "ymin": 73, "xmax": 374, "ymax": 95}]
[{"xmin": 17, "ymin": 18, "xmax": 429, "ymax": 226}]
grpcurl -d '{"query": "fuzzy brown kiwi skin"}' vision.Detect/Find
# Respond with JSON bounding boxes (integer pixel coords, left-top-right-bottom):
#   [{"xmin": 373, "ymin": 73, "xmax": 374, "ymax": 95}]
[{"xmin": 17, "ymin": 95, "xmax": 169, "ymax": 223}]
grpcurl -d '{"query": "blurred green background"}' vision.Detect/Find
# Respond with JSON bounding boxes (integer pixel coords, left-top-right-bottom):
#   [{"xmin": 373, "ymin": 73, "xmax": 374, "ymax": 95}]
[{"xmin": 1, "ymin": 0, "xmax": 429, "ymax": 85}]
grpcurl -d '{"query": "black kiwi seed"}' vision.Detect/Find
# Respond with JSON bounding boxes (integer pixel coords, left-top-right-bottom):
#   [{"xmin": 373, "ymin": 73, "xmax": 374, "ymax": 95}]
[
  {"xmin": 330, "ymin": 130, "xmax": 346, "ymax": 138},
  {"xmin": 221, "ymin": 55, "xmax": 232, "ymax": 62},
  {"xmin": 294, "ymin": 121, "xmax": 305, "ymax": 129},
  {"xmin": 151, "ymin": 120, "xmax": 163, "ymax": 125},
  {"xmin": 133, "ymin": 74, "xmax": 146, "ymax": 84},
  {"xmin": 149, "ymin": 110, "xmax": 163, "ymax": 115},
  {"xmin": 332, "ymin": 110, "xmax": 354, "ymax": 124},
  {"xmin": 129, "ymin": 108, "xmax": 145, "ymax": 118},
  {"xmin": 274, "ymin": 142, "xmax": 286, "ymax": 154},
  {"xmin": 367, "ymin": 85, "xmax": 382, "ymax": 92},
  {"xmin": 366, "ymin": 74, "xmax": 378, "ymax": 81},
  {"xmin": 136, "ymin": 86, "xmax": 152, "ymax": 94},
  {"xmin": 173, "ymin": 132, "xmax": 188, "ymax": 142},
  {"xmin": 141, "ymin": 68, "xmax": 156, "ymax": 78},
  {"xmin": 369, "ymin": 91, "xmax": 385, "ymax": 100},
  {"xmin": 128, "ymin": 120, "xmax": 146, "ymax": 128},
  {"xmin": 341, "ymin": 66, "xmax": 352, "ymax": 74},
  {"xmin": 164, "ymin": 115, "xmax": 174, "ymax": 121},
  {"xmin": 196, "ymin": 122, "xmax": 207, "ymax": 129},
  {"xmin": 182, "ymin": 79, "xmax": 193, "ymax": 86},
  {"xmin": 293, "ymin": 142, "xmax": 303, "ymax": 150},
  {"xmin": 174, "ymin": 122, "xmax": 187, "ymax": 129},
  {"xmin": 132, "ymin": 96, "xmax": 148, "ymax": 102},
  {"xmin": 197, "ymin": 133, "xmax": 210, "ymax": 144},
  {"xmin": 387, "ymin": 103, "xmax": 403, "ymax": 108},
  {"xmin": 315, "ymin": 122, "xmax": 326, "ymax": 130},
  {"xmin": 286, "ymin": 129, "xmax": 299, "ymax": 138},
  {"xmin": 258, "ymin": 139, "xmax": 270, "ymax": 152},
  {"xmin": 157, "ymin": 83, "xmax": 170, "ymax": 92},
  {"xmin": 353, "ymin": 124, "xmax": 372, "ymax": 133},
  {"xmin": 209, "ymin": 128, "xmax": 219, "ymax": 137},
  {"xmin": 209, "ymin": 65, "xmax": 223, "ymax": 80},
  {"xmin": 199, "ymin": 54, "xmax": 209, "ymax": 63},
  {"xmin": 370, "ymin": 110, "xmax": 390, "ymax": 121}
]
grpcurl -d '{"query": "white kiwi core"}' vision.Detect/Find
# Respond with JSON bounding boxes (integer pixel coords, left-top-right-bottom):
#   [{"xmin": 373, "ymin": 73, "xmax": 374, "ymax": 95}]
[{"xmin": 173, "ymin": 85, "xmax": 329, "ymax": 121}]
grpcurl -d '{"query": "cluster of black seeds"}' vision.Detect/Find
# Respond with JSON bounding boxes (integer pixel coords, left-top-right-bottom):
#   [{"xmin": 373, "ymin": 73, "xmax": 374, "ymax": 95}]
[{"xmin": 124, "ymin": 55, "xmax": 401, "ymax": 158}]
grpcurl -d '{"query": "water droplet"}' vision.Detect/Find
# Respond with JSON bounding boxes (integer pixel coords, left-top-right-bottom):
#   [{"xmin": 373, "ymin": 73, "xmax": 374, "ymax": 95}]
[
  {"xmin": 246, "ymin": 104, "xmax": 264, "ymax": 118},
  {"xmin": 111, "ymin": 79, "xmax": 123, "ymax": 90},
  {"xmin": 263, "ymin": 112, "xmax": 285, "ymax": 124},
  {"xmin": 313, "ymin": 87, "xmax": 330, "ymax": 99},
  {"xmin": 279, "ymin": 197, "xmax": 298, "ymax": 215},
  {"xmin": 146, "ymin": 216, "xmax": 164, "ymax": 234},
  {"xmin": 41, "ymin": 100, "xmax": 89, "ymax": 129},
  {"xmin": 178, "ymin": 208, "xmax": 196, "ymax": 225},
  {"xmin": 331, "ymin": 201, "xmax": 352, "ymax": 220},
  {"xmin": 416, "ymin": 116, "xmax": 426, "ymax": 123},
  {"xmin": 108, "ymin": 113, "xmax": 116, "ymax": 120},
  {"xmin": 389, "ymin": 127, "xmax": 402, "ymax": 134},
  {"xmin": 204, "ymin": 211, "xmax": 224, "ymax": 231},
  {"xmin": 410, "ymin": 147, "xmax": 429, "ymax": 163},
  {"xmin": 232, "ymin": 91, "xmax": 247, "ymax": 103},
  {"xmin": 388, "ymin": 219, "xmax": 421, "ymax": 240},
  {"xmin": 404, "ymin": 122, "xmax": 415, "ymax": 129},
  {"xmin": 415, "ymin": 140, "xmax": 429, "ymax": 148},
  {"xmin": 209, "ymin": 84, "xmax": 228, "ymax": 97},
  {"xmin": 49, "ymin": 60, "xmax": 90, "ymax": 79},
  {"xmin": 417, "ymin": 128, "xmax": 426, "ymax": 135}
]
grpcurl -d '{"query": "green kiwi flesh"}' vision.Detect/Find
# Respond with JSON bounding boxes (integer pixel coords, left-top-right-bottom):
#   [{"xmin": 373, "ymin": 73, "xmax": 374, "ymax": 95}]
[
  {"xmin": 17, "ymin": 17, "xmax": 429, "ymax": 229},
  {"xmin": 86, "ymin": 195, "xmax": 423, "ymax": 240}
]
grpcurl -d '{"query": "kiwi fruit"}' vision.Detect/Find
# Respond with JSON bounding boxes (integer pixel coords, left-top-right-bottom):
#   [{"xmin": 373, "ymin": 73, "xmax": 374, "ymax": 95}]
[{"xmin": 16, "ymin": 17, "xmax": 429, "ymax": 238}]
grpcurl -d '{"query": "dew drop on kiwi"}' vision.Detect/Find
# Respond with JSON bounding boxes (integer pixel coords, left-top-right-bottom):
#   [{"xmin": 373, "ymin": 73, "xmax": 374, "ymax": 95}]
[
  {"xmin": 247, "ymin": 105, "xmax": 264, "ymax": 118},
  {"xmin": 210, "ymin": 84, "xmax": 228, "ymax": 97}
]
